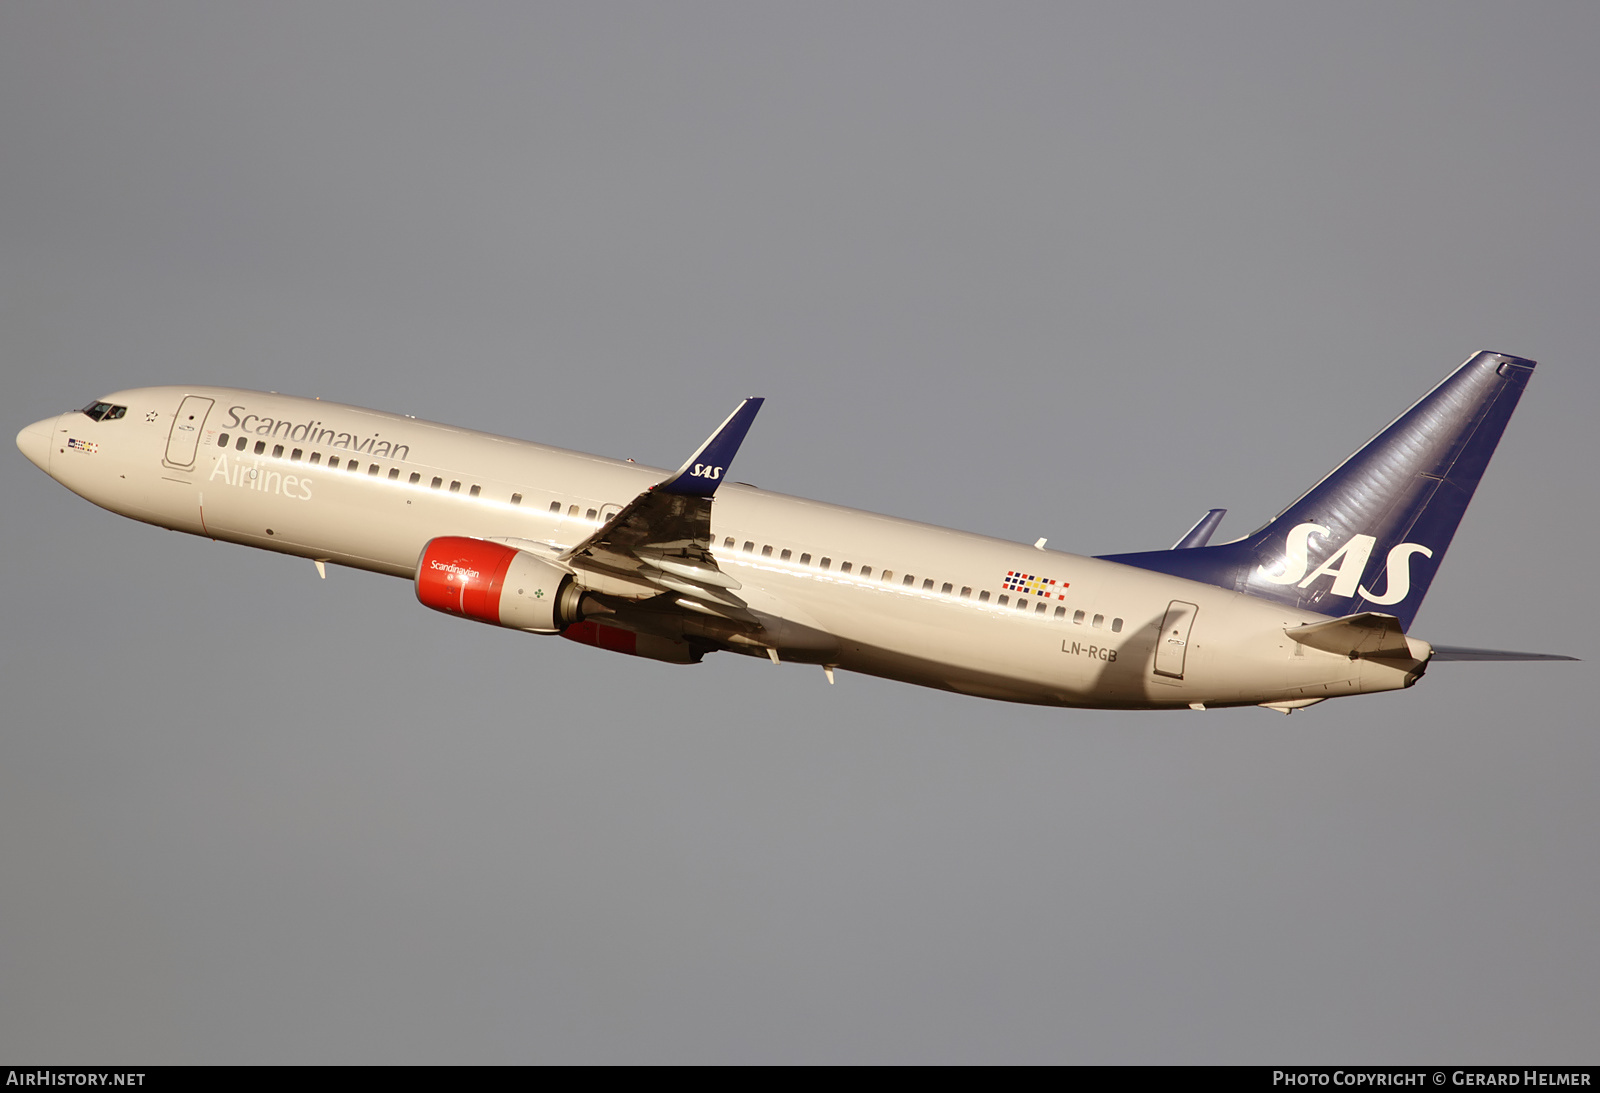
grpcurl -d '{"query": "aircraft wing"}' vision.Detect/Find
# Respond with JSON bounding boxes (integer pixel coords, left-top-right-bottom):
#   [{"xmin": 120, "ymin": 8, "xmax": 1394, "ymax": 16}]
[{"xmin": 558, "ymin": 398, "xmax": 764, "ymax": 615}]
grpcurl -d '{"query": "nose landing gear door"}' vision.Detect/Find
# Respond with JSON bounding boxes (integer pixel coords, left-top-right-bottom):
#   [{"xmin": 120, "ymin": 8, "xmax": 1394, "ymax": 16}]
[{"xmin": 164, "ymin": 396, "xmax": 215, "ymax": 469}]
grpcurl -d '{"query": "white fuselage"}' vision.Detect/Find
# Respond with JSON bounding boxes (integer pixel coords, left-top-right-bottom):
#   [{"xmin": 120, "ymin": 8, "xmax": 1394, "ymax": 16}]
[{"xmin": 18, "ymin": 386, "xmax": 1430, "ymax": 710}]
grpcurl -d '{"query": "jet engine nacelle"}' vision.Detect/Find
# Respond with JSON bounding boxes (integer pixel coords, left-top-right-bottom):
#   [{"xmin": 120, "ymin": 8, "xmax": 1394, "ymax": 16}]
[{"xmin": 415, "ymin": 536, "xmax": 582, "ymax": 633}]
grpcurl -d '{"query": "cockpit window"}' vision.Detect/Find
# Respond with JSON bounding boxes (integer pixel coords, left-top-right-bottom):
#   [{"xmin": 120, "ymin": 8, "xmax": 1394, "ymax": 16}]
[{"xmin": 79, "ymin": 401, "xmax": 127, "ymax": 422}]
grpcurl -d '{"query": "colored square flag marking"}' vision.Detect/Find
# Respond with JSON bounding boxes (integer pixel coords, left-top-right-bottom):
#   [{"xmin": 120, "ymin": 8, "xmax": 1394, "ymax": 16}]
[{"xmin": 1002, "ymin": 570, "xmax": 1069, "ymax": 599}]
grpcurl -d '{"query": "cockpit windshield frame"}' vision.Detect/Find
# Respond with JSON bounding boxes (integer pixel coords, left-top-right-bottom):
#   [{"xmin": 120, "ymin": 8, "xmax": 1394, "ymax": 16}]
[{"xmin": 80, "ymin": 401, "xmax": 127, "ymax": 422}]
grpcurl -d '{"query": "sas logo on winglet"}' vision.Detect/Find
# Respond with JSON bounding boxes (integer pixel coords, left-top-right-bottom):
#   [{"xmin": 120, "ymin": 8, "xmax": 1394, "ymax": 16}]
[
  {"xmin": 689, "ymin": 464, "xmax": 724, "ymax": 481},
  {"xmin": 1257, "ymin": 522, "xmax": 1432, "ymax": 605}
]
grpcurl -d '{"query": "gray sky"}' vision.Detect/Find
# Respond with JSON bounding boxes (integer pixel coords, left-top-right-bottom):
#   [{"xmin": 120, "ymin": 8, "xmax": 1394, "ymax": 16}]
[{"xmin": 2, "ymin": 1, "xmax": 1594, "ymax": 1063}]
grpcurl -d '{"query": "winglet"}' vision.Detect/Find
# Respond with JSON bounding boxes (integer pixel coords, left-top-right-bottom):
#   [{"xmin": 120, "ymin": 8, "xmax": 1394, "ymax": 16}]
[{"xmin": 659, "ymin": 397, "xmax": 764, "ymax": 497}]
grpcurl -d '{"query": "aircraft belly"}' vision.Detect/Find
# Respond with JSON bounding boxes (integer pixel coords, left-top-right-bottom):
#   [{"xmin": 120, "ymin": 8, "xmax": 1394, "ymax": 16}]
[{"xmin": 762, "ymin": 572, "xmax": 1160, "ymax": 707}]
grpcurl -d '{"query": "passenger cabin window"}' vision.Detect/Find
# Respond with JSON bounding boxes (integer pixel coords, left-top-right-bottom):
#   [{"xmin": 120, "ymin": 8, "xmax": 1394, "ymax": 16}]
[
  {"xmin": 511, "ymin": 493, "xmax": 522, "ymax": 505},
  {"xmin": 309, "ymin": 452, "xmax": 321, "ymax": 464},
  {"xmin": 292, "ymin": 449, "xmax": 303, "ymax": 462},
  {"xmin": 1111, "ymin": 618, "xmax": 1123, "ymax": 633},
  {"xmin": 1054, "ymin": 606, "xmax": 1066, "ymax": 618},
  {"xmin": 410, "ymin": 473, "xmax": 421, "ymax": 484},
  {"xmin": 1093, "ymin": 614, "xmax": 1104, "ymax": 628},
  {"xmin": 549, "ymin": 501, "xmax": 561, "ymax": 513},
  {"xmin": 1016, "ymin": 598, "xmax": 1029, "ymax": 611},
  {"xmin": 254, "ymin": 441, "xmax": 266, "ymax": 455},
  {"xmin": 388, "ymin": 468, "xmax": 400, "ymax": 480},
  {"xmin": 586, "ymin": 508, "xmax": 596, "ymax": 520},
  {"xmin": 470, "ymin": 484, "xmax": 481, "ymax": 497},
  {"xmin": 1035, "ymin": 602, "xmax": 1047, "ymax": 614},
  {"xmin": 450, "ymin": 481, "xmax": 461, "ymax": 493},
  {"xmin": 431, "ymin": 477, "xmax": 443, "ymax": 489},
  {"xmin": 922, "ymin": 579, "xmax": 934, "ymax": 591},
  {"xmin": 761, "ymin": 545, "xmax": 773, "ymax": 557},
  {"xmin": 780, "ymin": 549, "xmax": 792, "ymax": 562},
  {"xmin": 218, "ymin": 434, "xmax": 229, "ymax": 447},
  {"xmin": 998, "ymin": 595, "xmax": 1009, "ymax": 606},
  {"xmin": 819, "ymin": 557, "xmax": 831, "ymax": 570},
  {"xmin": 348, "ymin": 460, "xmax": 360, "ymax": 473},
  {"xmin": 744, "ymin": 541, "xmax": 755, "ymax": 553},
  {"xmin": 942, "ymin": 583, "xmax": 953, "ymax": 594},
  {"xmin": 567, "ymin": 505, "xmax": 579, "ymax": 517},
  {"xmin": 1074, "ymin": 610, "xmax": 1085, "ymax": 624},
  {"xmin": 328, "ymin": 456, "xmax": 340, "ymax": 468},
  {"xmin": 881, "ymin": 571, "xmax": 893, "ymax": 582},
  {"xmin": 979, "ymin": 590, "xmax": 990, "ymax": 602},
  {"xmin": 236, "ymin": 436, "xmax": 248, "ymax": 451},
  {"xmin": 840, "ymin": 562, "xmax": 851, "ymax": 573},
  {"xmin": 860, "ymin": 566, "xmax": 871, "ymax": 578},
  {"xmin": 272, "ymin": 444, "xmax": 284, "ymax": 458},
  {"xmin": 368, "ymin": 464, "xmax": 380, "ymax": 476},
  {"xmin": 724, "ymin": 537, "xmax": 735, "ymax": 548},
  {"xmin": 903, "ymin": 575, "xmax": 915, "ymax": 586},
  {"xmin": 800, "ymin": 553, "xmax": 812, "ymax": 565},
  {"xmin": 960, "ymin": 587, "xmax": 971, "ymax": 599}
]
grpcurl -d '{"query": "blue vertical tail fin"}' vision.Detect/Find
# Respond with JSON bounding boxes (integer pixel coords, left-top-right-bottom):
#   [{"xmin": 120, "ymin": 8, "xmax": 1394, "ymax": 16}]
[{"xmin": 1097, "ymin": 351, "xmax": 1537, "ymax": 630}]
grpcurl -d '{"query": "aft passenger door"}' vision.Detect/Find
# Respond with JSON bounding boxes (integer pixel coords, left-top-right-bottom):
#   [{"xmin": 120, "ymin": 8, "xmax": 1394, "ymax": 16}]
[
  {"xmin": 163, "ymin": 396, "xmax": 215, "ymax": 470},
  {"xmin": 1153, "ymin": 600, "xmax": 1198, "ymax": 680}
]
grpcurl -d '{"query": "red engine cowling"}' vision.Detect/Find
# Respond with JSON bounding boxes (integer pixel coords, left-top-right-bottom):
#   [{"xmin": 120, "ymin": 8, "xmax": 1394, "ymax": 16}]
[
  {"xmin": 415, "ymin": 536, "xmax": 579, "ymax": 633},
  {"xmin": 561, "ymin": 620, "xmax": 702, "ymax": 664}
]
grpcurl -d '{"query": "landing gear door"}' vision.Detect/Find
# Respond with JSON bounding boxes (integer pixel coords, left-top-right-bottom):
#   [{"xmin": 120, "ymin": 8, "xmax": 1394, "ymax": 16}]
[
  {"xmin": 164, "ymin": 395, "xmax": 215, "ymax": 469},
  {"xmin": 1153, "ymin": 600, "xmax": 1198, "ymax": 680}
]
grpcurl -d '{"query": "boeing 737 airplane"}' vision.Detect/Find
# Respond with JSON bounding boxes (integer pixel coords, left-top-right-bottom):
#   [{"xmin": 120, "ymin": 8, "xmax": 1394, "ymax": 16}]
[{"xmin": 15, "ymin": 351, "xmax": 1573, "ymax": 712}]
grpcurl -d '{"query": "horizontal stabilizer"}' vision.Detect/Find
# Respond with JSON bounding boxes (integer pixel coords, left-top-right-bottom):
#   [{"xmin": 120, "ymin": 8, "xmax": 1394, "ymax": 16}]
[
  {"xmin": 1172, "ymin": 509, "xmax": 1227, "ymax": 549},
  {"xmin": 1428, "ymin": 645, "xmax": 1578, "ymax": 662},
  {"xmin": 1286, "ymin": 612, "xmax": 1419, "ymax": 660}
]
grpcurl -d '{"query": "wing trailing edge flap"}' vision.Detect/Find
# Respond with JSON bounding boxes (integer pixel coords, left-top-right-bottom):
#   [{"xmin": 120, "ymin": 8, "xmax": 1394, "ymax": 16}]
[
  {"xmin": 558, "ymin": 397, "xmax": 764, "ymax": 618},
  {"xmin": 1286, "ymin": 612, "xmax": 1428, "ymax": 661}
]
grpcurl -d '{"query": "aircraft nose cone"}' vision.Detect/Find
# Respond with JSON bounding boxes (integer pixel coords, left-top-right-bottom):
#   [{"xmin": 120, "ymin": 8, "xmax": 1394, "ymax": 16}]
[{"xmin": 16, "ymin": 416, "xmax": 55, "ymax": 473}]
